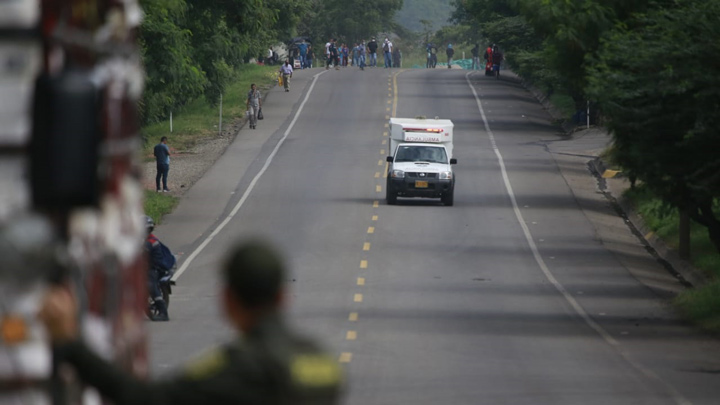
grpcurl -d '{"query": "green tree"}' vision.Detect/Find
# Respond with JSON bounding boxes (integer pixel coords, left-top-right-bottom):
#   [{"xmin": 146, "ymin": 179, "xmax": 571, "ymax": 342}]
[
  {"xmin": 587, "ymin": 0, "xmax": 720, "ymax": 253},
  {"xmin": 301, "ymin": 0, "xmax": 404, "ymax": 44},
  {"xmin": 139, "ymin": 0, "xmax": 206, "ymax": 123}
]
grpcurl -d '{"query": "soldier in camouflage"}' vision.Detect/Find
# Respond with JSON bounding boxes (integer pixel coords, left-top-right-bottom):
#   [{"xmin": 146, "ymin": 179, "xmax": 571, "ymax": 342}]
[{"xmin": 41, "ymin": 240, "xmax": 343, "ymax": 405}]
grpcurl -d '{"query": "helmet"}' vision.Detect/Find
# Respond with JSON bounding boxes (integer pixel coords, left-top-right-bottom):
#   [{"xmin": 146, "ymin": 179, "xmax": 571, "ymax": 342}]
[{"xmin": 143, "ymin": 215, "xmax": 155, "ymax": 232}]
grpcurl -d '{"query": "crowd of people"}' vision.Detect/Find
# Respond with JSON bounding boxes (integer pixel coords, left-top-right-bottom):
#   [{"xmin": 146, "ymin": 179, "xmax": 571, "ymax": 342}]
[{"xmin": 320, "ymin": 37, "xmax": 402, "ymax": 71}]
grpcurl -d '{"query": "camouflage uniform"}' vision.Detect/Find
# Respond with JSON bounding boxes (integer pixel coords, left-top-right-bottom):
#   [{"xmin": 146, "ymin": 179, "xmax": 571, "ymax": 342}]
[{"xmin": 53, "ymin": 313, "xmax": 342, "ymax": 405}]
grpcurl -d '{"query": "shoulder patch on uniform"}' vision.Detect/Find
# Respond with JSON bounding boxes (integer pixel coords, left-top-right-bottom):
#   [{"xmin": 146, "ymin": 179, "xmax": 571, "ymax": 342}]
[
  {"xmin": 183, "ymin": 348, "xmax": 227, "ymax": 380},
  {"xmin": 290, "ymin": 354, "xmax": 341, "ymax": 387}
]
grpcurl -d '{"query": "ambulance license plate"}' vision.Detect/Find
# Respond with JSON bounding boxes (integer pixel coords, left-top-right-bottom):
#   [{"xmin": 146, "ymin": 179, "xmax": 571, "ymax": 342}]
[{"xmin": 415, "ymin": 181, "xmax": 428, "ymax": 188}]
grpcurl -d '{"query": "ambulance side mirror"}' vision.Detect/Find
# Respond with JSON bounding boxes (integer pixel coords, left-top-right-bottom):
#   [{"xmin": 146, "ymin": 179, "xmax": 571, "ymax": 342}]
[
  {"xmin": 450, "ymin": 158, "xmax": 457, "ymax": 164},
  {"xmin": 386, "ymin": 156, "xmax": 394, "ymax": 163}
]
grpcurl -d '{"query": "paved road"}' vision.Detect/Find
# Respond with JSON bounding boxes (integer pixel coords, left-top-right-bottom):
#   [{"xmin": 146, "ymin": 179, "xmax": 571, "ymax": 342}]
[{"xmin": 150, "ymin": 67, "xmax": 720, "ymax": 404}]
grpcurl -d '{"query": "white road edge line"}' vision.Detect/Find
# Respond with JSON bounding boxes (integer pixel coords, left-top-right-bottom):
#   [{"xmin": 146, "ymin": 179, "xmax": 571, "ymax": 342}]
[
  {"xmin": 465, "ymin": 72, "xmax": 691, "ymax": 405},
  {"xmin": 172, "ymin": 71, "xmax": 328, "ymax": 281}
]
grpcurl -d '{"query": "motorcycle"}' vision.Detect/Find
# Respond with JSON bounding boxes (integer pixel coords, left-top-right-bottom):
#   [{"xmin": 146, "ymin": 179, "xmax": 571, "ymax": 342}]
[{"xmin": 147, "ymin": 256, "xmax": 177, "ymax": 320}]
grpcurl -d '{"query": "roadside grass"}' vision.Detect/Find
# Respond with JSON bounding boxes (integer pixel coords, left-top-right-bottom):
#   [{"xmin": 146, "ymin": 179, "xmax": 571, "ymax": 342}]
[
  {"xmin": 141, "ymin": 64, "xmax": 279, "ymax": 158},
  {"xmin": 624, "ymin": 185, "xmax": 720, "ymax": 333},
  {"xmin": 144, "ymin": 190, "xmax": 179, "ymax": 225},
  {"xmin": 141, "ymin": 64, "xmax": 278, "ymax": 221}
]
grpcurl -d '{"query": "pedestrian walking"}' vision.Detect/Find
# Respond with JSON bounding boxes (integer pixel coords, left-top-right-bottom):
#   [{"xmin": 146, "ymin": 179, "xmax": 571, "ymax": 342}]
[
  {"xmin": 352, "ymin": 43, "xmax": 359, "ymax": 67},
  {"xmin": 40, "ymin": 239, "xmax": 343, "ymax": 405},
  {"xmin": 446, "ymin": 43, "xmax": 455, "ymax": 68},
  {"xmin": 306, "ymin": 45, "xmax": 314, "ymax": 68},
  {"xmin": 279, "ymin": 60, "xmax": 293, "ymax": 91},
  {"xmin": 357, "ymin": 41, "xmax": 366, "ymax": 70},
  {"xmin": 492, "ymin": 45, "xmax": 504, "ymax": 79},
  {"xmin": 326, "ymin": 39, "xmax": 339, "ymax": 70},
  {"xmin": 367, "ymin": 37, "xmax": 378, "ymax": 67},
  {"xmin": 153, "ymin": 136, "xmax": 170, "ymax": 192},
  {"xmin": 298, "ymin": 40, "xmax": 308, "ymax": 69},
  {"xmin": 342, "ymin": 44, "xmax": 349, "ymax": 67},
  {"xmin": 392, "ymin": 46, "xmax": 401, "ymax": 68},
  {"xmin": 383, "ymin": 38, "xmax": 392, "ymax": 68},
  {"xmin": 246, "ymin": 83, "xmax": 261, "ymax": 129},
  {"xmin": 471, "ymin": 43, "xmax": 480, "ymax": 70}
]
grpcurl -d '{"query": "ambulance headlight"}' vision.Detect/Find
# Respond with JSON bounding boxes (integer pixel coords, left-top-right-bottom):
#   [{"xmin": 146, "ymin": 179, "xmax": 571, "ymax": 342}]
[
  {"xmin": 439, "ymin": 171, "xmax": 452, "ymax": 180},
  {"xmin": 391, "ymin": 170, "xmax": 405, "ymax": 178}
]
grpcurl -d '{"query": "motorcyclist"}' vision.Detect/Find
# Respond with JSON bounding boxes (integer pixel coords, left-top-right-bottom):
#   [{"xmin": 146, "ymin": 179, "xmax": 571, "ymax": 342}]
[{"xmin": 144, "ymin": 215, "xmax": 169, "ymax": 321}]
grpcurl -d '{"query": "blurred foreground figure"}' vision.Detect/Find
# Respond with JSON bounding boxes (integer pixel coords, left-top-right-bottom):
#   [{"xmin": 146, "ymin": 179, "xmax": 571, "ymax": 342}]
[{"xmin": 41, "ymin": 240, "xmax": 343, "ymax": 405}]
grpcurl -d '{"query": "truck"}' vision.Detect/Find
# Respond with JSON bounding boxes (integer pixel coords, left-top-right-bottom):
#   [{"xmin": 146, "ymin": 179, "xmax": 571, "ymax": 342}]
[{"xmin": 385, "ymin": 117, "xmax": 457, "ymax": 206}]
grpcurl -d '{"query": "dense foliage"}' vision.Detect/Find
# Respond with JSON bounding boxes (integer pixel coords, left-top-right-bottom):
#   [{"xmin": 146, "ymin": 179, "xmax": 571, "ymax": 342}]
[
  {"xmin": 139, "ymin": 0, "xmax": 404, "ymax": 124},
  {"xmin": 139, "ymin": 0, "xmax": 310, "ymax": 123},
  {"xmin": 452, "ymin": 0, "xmax": 720, "ymax": 253}
]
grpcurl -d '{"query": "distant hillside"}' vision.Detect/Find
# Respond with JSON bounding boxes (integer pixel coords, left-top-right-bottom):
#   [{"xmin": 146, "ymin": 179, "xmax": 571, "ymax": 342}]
[{"xmin": 395, "ymin": 0, "xmax": 454, "ymax": 32}]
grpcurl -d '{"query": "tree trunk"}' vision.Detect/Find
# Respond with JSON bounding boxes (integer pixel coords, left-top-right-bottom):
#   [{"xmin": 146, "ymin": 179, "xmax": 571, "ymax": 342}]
[
  {"xmin": 678, "ymin": 207, "xmax": 691, "ymax": 260},
  {"xmin": 688, "ymin": 199, "xmax": 720, "ymax": 256}
]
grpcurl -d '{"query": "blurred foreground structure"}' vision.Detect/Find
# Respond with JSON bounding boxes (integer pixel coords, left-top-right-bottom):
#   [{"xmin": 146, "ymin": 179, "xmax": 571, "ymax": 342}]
[{"xmin": 0, "ymin": 0, "xmax": 147, "ymax": 403}]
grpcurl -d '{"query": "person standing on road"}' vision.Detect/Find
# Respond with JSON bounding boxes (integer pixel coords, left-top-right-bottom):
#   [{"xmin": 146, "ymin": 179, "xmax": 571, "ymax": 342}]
[
  {"xmin": 383, "ymin": 38, "xmax": 392, "ymax": 68},
  {"xmin": 298, "ymin": 40, "xmax": 308, "ymax": 70},
  {"xmin": 246, "ymin": 83, "xmax": 261, "ymax": 129},
  {"xmin": 352, "ymin": 43, "xmax": 359, "ymax": 67},
  {"xmin": 153, "ymin": 136, "xmax": 170, "ymax": 192},
  {"xmin": 392, "ymin": 46, "xmax": 401, "ymax": 68},
  {"xmin": 492, "ymin": 45, "xmax": 504, "ymax": 79},
  {"xmin": 446, "ymin": 43, "xmax": 455, "ymax": 68},
  {"xmin": 357, "ymin": 41, "xmax": 366, "ymax": 70},
  {"xmin": 367, "ymin": 37, "xmax": 378, "ymax": 67},
  {"xmin": 280, "ymin": 60, "xmax": 293, "ymax": 91},
  {"xmin": 40, "ymin": 239, "xmax": 343, "ymax": 405},
  {"xmin": 305, "ymin": 45, "xmax": 315, "ymax": 69},
  {"xmin": 471, "ymin": 44, "xmax": 480, "ymax": 70}
]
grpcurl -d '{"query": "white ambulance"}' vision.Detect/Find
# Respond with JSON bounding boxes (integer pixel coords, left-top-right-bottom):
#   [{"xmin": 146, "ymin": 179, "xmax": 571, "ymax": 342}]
[{"xmin": 386, "ymin": 117, "xmax": 456, "ymax": 206}]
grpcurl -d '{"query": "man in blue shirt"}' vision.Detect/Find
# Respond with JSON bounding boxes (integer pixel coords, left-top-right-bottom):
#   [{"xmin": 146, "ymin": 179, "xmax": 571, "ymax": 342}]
[
  {"xmin": 297, "ymin": 41, "xmax": 308, "ymax": 70},
  {"xmin": 153, "ymin": 136, "xmax": 170, "ymax": 192}
]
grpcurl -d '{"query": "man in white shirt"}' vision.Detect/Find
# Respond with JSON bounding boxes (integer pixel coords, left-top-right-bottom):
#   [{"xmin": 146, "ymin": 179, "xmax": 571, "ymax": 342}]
[
  {"xmin": 383, "ymin": 38, "xmax": 393, "ymax": 68},
  {"xmin": 279, "ymin": 60, "xmax": 293, "ymax": 92}
]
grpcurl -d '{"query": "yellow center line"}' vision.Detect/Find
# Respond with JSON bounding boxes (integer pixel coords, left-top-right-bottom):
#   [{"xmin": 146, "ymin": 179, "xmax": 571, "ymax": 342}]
[
  {"xmin": 354, "ymin": 293, "xmax": 363, "ymax": 302},
  {"xmin": 383, "ymin": 131, "xmax": 388, "ymax": 136},
  {"xmin": 360, "ymin": 260, "xmax": 368, "ymax": 269},
  {"xmin": 373, "ymin": 201, "xmax": 379, "ymax": 208},
  {"xmin": 357, "ymin": 277, "xmax": 366, "ymax": 285},
  {"xmin": 363, "ymin": 242, "xmax": 370, "ymax": 251},
  {"xmin": 339, "ymin": 352, "xmax": 352, "ymax": 363},
  {"xmin": 376, "ymin": 185, "xmax": 382, "ymax": 193},
  {"xmin": 349, "ymin": 312, "xmax": 358, "ymax": 321},
  {"xmin": 378, "ymin": 160, "xmax": 383, "ymax": 166},
  {"xmin": 367, "ymin": 227, "xmax": 375, "ymax": 234},
  {"xmin": 372, "ymin": 215, "xmax": 378, "ymax": 221},
  {"xmin": 382, "ymin": 139, "xmax": 387, "ymax": 145},
  {"xmin": 392, "ymin": 70, "xmax": 403, "ymax": 118},
  {"xmin": 386, "ymin": 107, "xmax": 391, "ymax": 112},
  {"xmin": 380, "ymin": 149, "xmax": 385, "ymax": 155},
  {"xmin": 385, "ymin": 115, "xmax": 390, "ymax": 119},
  {"xmin": 375, "ymin": 172, "xmax": 380, "ymax": 178},
  {"xmin": 386, "ymin": 100, "xmax": 391, "ymax": 104},
  {"xmin": 346, "ymin": 331, "xmax": 357, "ymax": 340}
]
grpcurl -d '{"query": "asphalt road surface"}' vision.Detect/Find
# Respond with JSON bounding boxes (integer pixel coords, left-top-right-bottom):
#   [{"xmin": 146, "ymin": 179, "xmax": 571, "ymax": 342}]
[{"xmin": 149, "ymin": 67, "xmax": 720, "ymax": 405}]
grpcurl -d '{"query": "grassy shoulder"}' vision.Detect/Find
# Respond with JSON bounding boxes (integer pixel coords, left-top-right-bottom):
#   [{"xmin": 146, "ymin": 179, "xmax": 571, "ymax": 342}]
[
  {"xmin": 141, "ymin": 64, "xmax": 279, "ymax": 157},
  {"xmin": 144, "ymin": 190, "xmax": 179, "ymax": 225},
  {"xmin": 141, "ymin": 64, "xmax": 279, "ymax": 222},
  {"xmin": 624, "ymin": 185, "xmax": 720, "ymax": 333}
]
